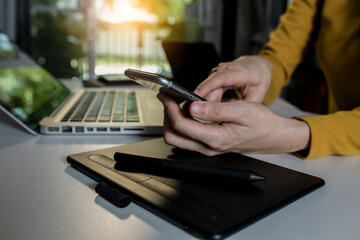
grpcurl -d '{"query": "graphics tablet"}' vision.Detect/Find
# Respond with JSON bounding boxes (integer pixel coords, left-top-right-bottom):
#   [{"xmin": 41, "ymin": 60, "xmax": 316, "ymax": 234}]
[{"xmin": 67, "ymin": 138, "xmax": 324, "ymax": 239}]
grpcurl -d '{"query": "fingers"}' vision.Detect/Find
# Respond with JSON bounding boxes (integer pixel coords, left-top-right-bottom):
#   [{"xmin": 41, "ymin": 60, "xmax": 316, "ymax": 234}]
[
  {"xmin": 158, "ymin": 93, "xmax": 239, "ymax": 151},
  {"xmin": 190, "ymin": 100, "xmax": 247, "ymax": 123},
  {"xmin": 210, "ymin": 62, "xmax": 232, "ymax": 74},
  {"xmin": 196, "ymin": 61, "xmax": 236, "ymax": 98},
  {"xmin": 157, "ymin": 93, "xmax": 222, "ymax": 156},
  {"xmin": 202, "ymin": 88, "xmax": 223, "ymax": 102},
  {"xmin": 196, "ymin": 70, "xmax": 238, "ymax": 97},
  {"xmin": 157, "ymin": 94, "xmax": 256, "ymax": 154},
  {"xmin": 158, "ymin": 93, "xmax": 218, "ymax": 137},
  {"xmin": 163, "ymin": 117, "xmax": 221, "ymax": 156},
  {"xmin": 195, "ymin": 56, "xmax": 273, "ymax": 103}
]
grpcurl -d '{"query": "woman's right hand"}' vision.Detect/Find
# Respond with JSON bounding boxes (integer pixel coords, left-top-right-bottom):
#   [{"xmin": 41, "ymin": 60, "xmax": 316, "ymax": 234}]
[{"xmin": 195, "ymin": 55, "xmax": 273, "ymax": 103}]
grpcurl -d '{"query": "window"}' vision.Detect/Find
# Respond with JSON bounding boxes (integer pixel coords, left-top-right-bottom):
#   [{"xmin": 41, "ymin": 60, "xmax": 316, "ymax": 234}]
[{"xmin": 30, "ymin": 0, "xmax": 204, "ymax": 80}]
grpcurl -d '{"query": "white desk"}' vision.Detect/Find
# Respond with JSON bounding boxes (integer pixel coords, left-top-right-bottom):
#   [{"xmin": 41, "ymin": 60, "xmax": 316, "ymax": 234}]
[{"xmin": 1, "ymin": 99, "xmax": 360, "ymax": 240}]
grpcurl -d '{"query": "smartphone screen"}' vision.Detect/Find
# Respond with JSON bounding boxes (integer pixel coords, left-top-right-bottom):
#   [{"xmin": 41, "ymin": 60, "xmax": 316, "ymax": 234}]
[{"xmin": 124, "ymin": 69, "xmax": 206, "ymax": 102}]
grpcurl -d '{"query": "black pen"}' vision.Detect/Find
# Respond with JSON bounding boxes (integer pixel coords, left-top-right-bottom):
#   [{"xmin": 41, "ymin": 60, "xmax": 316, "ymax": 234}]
[{"xmin": 114, "ymin": 152, "xmax": 265, "ymax": 183}]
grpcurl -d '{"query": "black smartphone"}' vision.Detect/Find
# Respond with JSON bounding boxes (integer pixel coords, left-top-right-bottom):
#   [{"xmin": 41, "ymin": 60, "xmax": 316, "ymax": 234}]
[{"xmin": 124, "ymin": 69, "xmax": 206, "ymax": 102}]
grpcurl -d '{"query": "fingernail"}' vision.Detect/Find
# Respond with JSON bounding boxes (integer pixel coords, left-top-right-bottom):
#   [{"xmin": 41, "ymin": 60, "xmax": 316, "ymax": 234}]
[{"xmin": 191, "ymin": 102, "xmax": 204, "ymax": 115}]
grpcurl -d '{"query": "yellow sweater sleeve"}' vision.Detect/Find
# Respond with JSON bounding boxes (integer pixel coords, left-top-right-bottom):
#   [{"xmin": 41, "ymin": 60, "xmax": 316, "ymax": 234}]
[
  {"xmin": 258, "ymin": 0, "xmax": 321, "ymax": 104},
  {"xmin": 295, "ymin": 107, "xmax": 360, "ymax": 159},
  {"xmin": 257, "ymin": 0, "xmax": 360, "ymax": 158}
]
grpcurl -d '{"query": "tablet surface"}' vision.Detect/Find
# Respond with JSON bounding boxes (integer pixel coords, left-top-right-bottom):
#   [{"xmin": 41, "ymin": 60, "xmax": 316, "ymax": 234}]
[{"xmin": 67, "ymin": 138, "xmax": 324, "ymax": 239}]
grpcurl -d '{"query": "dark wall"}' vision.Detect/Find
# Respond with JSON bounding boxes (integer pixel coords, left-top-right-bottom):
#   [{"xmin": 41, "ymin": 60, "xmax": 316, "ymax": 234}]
[{"xmin": 16, "ymin": 0, "xmax": 32, "ymax": 55}]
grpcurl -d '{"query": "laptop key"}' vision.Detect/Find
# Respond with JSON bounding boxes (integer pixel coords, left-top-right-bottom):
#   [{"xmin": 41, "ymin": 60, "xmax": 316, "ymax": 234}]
[
  {"xmin": 61, "ymin": 92, "xmax": 86, "ymax": 122},
  {"xmin": 85, "ymin": 92, "xmax": 105, "ymax": 122},
  {"xmin": 126, "ymin": 92, "xmax": 139, "ymax": 122},
  {"xmin": 71, "ymin": 91, "xmax": 96, "ymax": 122},
  {"xmin": 99, "ymin": 91, "xmax": 115, "ymax": 122},
  {"xmin": 113, "ymin": 92, "xmax": 125, "ymax": 122}
]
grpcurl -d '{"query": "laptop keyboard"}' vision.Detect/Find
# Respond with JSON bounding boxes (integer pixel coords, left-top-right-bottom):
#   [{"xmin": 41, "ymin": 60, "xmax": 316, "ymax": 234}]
[
  {"xmin": 61, "ymin": 91, "xmax": 140, "ymax": 123},
  {"xmin": 85, "ymin": 92, "xmax": 105, "ymax": 122}
]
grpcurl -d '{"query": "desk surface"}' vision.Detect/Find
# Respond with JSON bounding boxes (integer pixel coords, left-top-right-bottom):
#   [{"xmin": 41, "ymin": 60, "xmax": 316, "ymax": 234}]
[{"xmin": 1, "ymin": 98, "xmax": 360, "ymax": 240}]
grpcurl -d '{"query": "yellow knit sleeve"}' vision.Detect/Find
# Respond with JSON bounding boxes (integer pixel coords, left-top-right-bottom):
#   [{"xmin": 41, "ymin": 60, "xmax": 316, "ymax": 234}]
[
  {"xmin": 294, "ymin": 107, "xmax": 360, "ymax": 159},
  {"xmin": 258, "ymin": 0, "xmax": 321, "ymax": 104}
]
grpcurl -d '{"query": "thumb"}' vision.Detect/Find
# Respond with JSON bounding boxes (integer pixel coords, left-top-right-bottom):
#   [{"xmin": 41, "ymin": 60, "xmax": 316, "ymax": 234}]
[{"xmin": 189, "ymin": 101, "xmax": 246, "ymax": 123}]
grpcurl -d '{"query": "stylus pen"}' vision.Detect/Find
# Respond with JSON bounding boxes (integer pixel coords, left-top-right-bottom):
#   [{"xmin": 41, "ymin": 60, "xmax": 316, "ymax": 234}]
[{"xmin": 114, "ymin": 152, "xmax": 265, "ymax": 183}]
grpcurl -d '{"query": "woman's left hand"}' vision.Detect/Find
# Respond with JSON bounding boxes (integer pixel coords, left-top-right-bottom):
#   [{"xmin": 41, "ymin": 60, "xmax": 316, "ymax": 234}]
[{"xmin": 157, "ymin": 93, "xmax": 310, "ymax": 156}]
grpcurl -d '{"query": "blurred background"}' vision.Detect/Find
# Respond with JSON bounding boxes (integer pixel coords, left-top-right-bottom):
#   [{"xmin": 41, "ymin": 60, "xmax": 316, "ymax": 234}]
[{"xmin": 0, "ymin": 0, "xmax": 327, "ymax": 113}]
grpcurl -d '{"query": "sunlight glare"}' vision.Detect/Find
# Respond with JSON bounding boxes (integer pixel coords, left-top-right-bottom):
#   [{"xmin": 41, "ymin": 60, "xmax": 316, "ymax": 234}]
[{"xmin": 98, "ymin": 0, "xmax": 158, "ymax": 24}]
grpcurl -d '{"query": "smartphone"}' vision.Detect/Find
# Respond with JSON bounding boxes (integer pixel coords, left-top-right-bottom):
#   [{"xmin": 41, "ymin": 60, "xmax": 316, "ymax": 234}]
[{"xmin": 124, "ymin": 69, "xmax": 206, "ymax": 102}]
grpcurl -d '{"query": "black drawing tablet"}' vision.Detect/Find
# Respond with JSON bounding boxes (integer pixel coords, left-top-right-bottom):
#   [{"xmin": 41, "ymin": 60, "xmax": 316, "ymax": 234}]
[{"xmin": 67, "ymin": 138, "xmax": 324, "ymax": 239}]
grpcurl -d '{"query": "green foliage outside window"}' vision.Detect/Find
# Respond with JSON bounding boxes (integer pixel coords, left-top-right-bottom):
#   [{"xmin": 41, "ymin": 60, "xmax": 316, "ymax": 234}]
[
  {"xmin": 30, "ymin": 0, "xmax": 85, "ymax": 78},
  {"xmin": 0, "ymin": 33, "xmax": 17, "ymax": 59},
  {"xmin": 31, "ymin": 10, "xmax": 86, "ymax": 78}
]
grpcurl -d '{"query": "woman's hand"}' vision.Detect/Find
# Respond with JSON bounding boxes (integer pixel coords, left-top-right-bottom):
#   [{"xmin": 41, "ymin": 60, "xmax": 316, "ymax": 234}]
[
  {"xmin": 157, "ymin": 93, "xmax": 310, "ymax": 156},
  {"xmin": 195, "ymin": 55, "xmax": 273, "ymax": 103}
]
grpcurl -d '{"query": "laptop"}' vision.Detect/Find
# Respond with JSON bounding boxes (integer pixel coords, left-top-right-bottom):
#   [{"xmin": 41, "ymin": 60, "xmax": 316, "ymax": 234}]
[
  {"xmin": 0, "ymin": 33, "xmax": 163, "ymax": 135},
  {"xmin": 67, "ymin": 137, "xmax": 325, "ymax": 239},
  {"xmin": 162, "ymin": 41, "xmax": 221, "ymax": 91}
]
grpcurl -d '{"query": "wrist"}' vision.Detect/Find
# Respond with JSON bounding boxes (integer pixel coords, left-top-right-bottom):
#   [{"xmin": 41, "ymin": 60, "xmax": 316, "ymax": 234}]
[{"xmin": 278, "ymin": 117, "xmax": 311, "ymax": 153}]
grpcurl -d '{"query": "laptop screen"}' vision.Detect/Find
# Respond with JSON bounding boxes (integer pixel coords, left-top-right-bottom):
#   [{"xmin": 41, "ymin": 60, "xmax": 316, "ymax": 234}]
[{"xmin": 0, "ymin": 33, "xmax": 70, "ymax": 131}]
